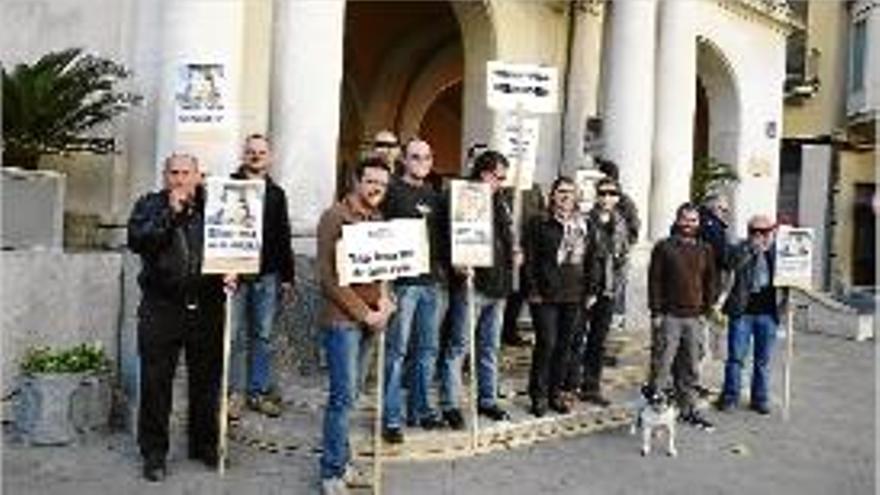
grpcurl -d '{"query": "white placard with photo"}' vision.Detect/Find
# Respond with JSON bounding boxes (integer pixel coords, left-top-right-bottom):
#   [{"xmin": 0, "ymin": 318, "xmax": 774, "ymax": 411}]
[
  {"xmin": 498, "ymin": 116, "xmax": 540, "ymax": 190},
  {"xmin": 336, "ymin": 219, "xmax": 430, "ymax": 286},
  {"xmin": 175, "ymin": 62, "xmax": 229, "ymax": 129},
  {"xmin": 203, "ymin": 177, "xmax": 265, "ymax": 274},
  {"xmin": 450, "ymin": 180, "xmax": 494, "ymax": 268},
  {"xmin": 774, "ymin": 225, "xmax": 814, "ymax": 289},
  {"xmin": 486, "ymin": 61, "xmax": 559, "ymax": 114},
  {"xmin": 574, "ymin": 168, "xmax": 605, "ymax": 213}
]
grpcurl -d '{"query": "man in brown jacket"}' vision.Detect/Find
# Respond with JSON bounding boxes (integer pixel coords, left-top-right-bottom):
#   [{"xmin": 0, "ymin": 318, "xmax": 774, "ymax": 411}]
[
  {"xmin": 647, "ymin": 202, "xmax": 718, "ymax": 432},
  {"xmin": 318, "ymin": 157, "xmax": 396, "ymax": 495}
]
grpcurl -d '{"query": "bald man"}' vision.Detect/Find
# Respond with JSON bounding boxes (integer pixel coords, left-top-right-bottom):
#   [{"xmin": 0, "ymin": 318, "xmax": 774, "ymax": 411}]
[{"xmin": 128, "ymin": 154, "xmax": 226, "ymax": 481}]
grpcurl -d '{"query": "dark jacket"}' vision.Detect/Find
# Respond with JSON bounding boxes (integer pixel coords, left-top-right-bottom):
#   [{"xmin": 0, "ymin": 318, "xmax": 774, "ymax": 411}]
[
  {"xmin": 617, "ymin": 192, "xmax": 640, "ymax": 245},
  {"xmin": 231, "ymin": 170, "xmax": 295, "ymax": 283},
  {"xmin": 381, "ymin": 176, "xmax": 447, "ymax": 285},
  {"xmin": 128, "ymin": 186, "xmax": 223, "ymax": 306},
  {"xmin": 722, "ymin": 241, "xmax": 782, "ymax": 322},
  {"xmin": 524, "ymin": 212, "xmax": 587, "ymax": 303},
  {"xmin": 648, "ymin": 235, "xmax": 717, "ymax": 317},
  {"xmin": 584, "ymin": 208, "xmax": 630, "ymax": 299}
]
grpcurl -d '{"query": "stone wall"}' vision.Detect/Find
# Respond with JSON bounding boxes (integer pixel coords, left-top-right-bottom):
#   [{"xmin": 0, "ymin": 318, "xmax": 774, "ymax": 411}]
[{"xmin": 1, "ymin": 252, "xmax": 123, "ymax": 395}]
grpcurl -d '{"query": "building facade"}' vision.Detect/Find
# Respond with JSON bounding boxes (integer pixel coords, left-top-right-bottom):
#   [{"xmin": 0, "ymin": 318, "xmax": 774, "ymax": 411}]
[
  {"xmin": 2, "ymin": 0, "xmax": 797, "ymax": 252},
  {"xmin": 782, "ymin": 0, "xmax": 877, "ymax": 294}
]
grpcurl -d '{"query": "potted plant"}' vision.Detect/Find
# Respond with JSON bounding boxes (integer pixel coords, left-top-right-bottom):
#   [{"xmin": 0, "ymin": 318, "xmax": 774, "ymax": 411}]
[
  {"xmin": 2, "ymin": 48, "xmax": 141, "ymax": 170},
  {"xmin": 690, "ymin": 156, "xmax": 739, "ymax": 204},
  {"xmin": 14, "ymin": 342, "xmax": 112, "ymax": 445}
]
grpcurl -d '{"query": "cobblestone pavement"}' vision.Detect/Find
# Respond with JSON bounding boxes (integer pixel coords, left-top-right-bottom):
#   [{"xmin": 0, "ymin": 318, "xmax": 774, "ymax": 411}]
[{"xmin": 2, "ymin": 329, "xmax": 875, "ymax": 495}]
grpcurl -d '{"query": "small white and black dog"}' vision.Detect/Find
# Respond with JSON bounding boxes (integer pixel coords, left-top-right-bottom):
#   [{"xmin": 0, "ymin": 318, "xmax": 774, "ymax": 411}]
[{"xmin": 630, "ymin": 385, "xmax": 678, "ymax": 457}]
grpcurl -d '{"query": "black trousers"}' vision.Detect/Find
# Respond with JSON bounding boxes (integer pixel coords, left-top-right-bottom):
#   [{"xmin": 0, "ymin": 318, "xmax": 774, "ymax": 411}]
[
  {"xmin": 137, "ymin": 297, "xmax": 223, "ymax": 461},
  {"xmin": 528, "ymin": 302, "xmax": 579, "ymax": 402},
  {"xmin": 581, "ymin": 296, "xmax": 614, "ymax": 394},
  {"xmin": 501, "ymin": 290, "xmax": 526, "ymax": 342}
]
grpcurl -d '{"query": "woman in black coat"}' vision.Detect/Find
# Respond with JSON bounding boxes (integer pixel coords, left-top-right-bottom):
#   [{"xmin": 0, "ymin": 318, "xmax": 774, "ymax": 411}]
[{"xmin": 524, "ymin": 177, "xmax": 588, "ymax": 417}]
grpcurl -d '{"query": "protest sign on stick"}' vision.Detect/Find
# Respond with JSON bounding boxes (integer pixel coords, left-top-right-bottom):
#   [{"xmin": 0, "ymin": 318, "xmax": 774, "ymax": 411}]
[
  {"xmin": 774, "ymin": 225, "xmax": 815, "ymax": 421},
  {"xmin": 450, "ymin": 180, "xmax": 494, "ymax": 268},
  {"xmin": 336, "ymin": 218, "xmax": 430, "ymax": 286},
  {"xmin": 201, "ymin": 177, "xmax": 264, "ymax": 475}
]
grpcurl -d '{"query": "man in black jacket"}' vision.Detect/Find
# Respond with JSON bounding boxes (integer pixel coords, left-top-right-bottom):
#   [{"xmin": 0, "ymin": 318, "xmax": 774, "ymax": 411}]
[
  {"xmin": 438, "ymin": 150, "xmax": 516, "ymax": 428},
  {"xmin": 128, "ymin": 153, "xmax": 227, "ymax": 481},
  {"xmin": 228, "ymin": 134, "xmax": 295, "ymax": 418}
]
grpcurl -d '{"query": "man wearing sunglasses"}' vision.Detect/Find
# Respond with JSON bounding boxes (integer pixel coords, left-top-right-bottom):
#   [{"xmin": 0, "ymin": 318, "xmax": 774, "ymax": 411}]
[
  {"xmin": 372, "ymin": 130, "xmax": 402, "ymax": 174},
  {"xmin": 716, "ymin": 215, "xmax": 782, "ymax": 415}
]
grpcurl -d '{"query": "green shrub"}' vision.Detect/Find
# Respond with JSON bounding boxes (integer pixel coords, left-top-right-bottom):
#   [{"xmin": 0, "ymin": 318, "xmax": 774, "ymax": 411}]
[{"xmin": 21, "ymin": 343, "xmax": 110, "ymax": 374}]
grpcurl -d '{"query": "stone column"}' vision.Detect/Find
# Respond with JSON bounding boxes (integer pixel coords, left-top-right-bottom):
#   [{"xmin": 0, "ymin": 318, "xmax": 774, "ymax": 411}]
[
  {"xmin": 562, "ymin": 1, "xmax": 604, "ymax": 175},
  {"xmin": 599, "ymin": 0, "xmax": 658, "ymax": 241},
  {"xmin": 649, "ymin": 0, "xmax": 696, "ymax": 240},
  {"xmin": 270, "ymin": 0, "xmax": 346, "ymax": 255},
  {"xmin": 154, "ymin": 0, "xmax": 246, "ymax": 179}
]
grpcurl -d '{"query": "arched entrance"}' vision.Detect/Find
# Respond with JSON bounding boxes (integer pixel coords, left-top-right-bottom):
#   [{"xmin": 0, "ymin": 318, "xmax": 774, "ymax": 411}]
[
  {"xmin": 338, "ymin": 0, "xmax": 464, "ymax": 188},
  {"xmin": 694, "ymin": 37, "xmax": 741, "ymax": 196}
]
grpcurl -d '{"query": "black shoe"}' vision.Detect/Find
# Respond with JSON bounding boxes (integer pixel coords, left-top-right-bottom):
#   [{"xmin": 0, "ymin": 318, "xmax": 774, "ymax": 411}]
[
  {"xmin": 418, "ymin": 415, "xmax": 446, "ymax": 430},
  {"xmin": 142, "ymin": 458, "xmax": 166, "ymax": 482},
  {"xmin": 382, "ymin": 427, "xmax": 405, "ymax": 444},
  {"xmin": 188, "ymin": 446, "xmax": 220, "ymax": 468},
  {"xmin": 580, "ymin": 390, "xmax": 611, "ymax": 407},
  {"xmin": 750, "ymin": 403, "xmax": 771, "ymax": 415},
  {"xmin": 549, "ymin": 397, "xmax": 571, "ymax": 414},
  {"xmin": 530, "ymin": 399, "xmax": 548, "ymax": 418},
  {"xmin": 503, "ymin": 333, "xmax": 529, "ymax": 347},
  {"xmin": 478, "ymin": 404, "xmax": 510, "ymax": 421},
  {"xmin": 681, "ymin": 411, "xmax": 715, "ymax": 432},
  {"xmin": 442, "ymin": 409, "xmax": 466, "ymax": 430}
]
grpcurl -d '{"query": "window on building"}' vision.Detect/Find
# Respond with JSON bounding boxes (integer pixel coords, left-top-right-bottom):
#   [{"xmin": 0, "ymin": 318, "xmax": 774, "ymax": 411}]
[
  {"xmin": 786, "ymin": 0, "xmax": 809, "ymax": 81},
  {"xmin": 850, "ymin": 19, "xmax": 867, "ymax": 93}
]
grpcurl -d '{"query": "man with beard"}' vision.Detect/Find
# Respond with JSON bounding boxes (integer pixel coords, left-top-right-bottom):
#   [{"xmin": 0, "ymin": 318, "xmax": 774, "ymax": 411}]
[
  {"xmin": 318, "ymin": 157, "xmax": 396, "ymax": 495},
  {"xmin": 228, "ymin": 134, "xmax": 294, "ymax": 419},
  {"xmin": 647, "ymin": 203, "xmax": 718, "ymax": 431}
]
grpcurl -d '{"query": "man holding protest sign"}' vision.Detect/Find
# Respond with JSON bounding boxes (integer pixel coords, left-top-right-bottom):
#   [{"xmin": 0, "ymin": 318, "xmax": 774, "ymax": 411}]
[
  {"xmin": 228, "ymin": 134, "xmax": 295, "ymax": 419},
  {"xmin": 439, "ymin": 150, "xmax": 516, "ymax": 429},
  {"xmin": 128, "ymin": 154, "xmax": 228, "ymax": 481},
  {"xmin": 380, "ymin": 139, "xmax": 447, "ymax": 443},
  {"xmin": 317, "ymin": 157, "xmax": 396, "ymax": 495}
]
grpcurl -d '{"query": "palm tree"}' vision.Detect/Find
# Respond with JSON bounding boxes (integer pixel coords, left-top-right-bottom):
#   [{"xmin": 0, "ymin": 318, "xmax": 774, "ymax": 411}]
[
  {"xmin": 2, "ymin": 48, "xmax": 141, "ymax": 170},
  {"xmin": 690, "ymin": 156, "xmax": 739, "ymax": 204}
]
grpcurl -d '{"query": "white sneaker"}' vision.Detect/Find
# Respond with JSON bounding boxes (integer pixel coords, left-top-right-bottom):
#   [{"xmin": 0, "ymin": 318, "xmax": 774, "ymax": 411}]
[
  {"xmin": 321, "ymin": 477, "xmax": 350, "ymax": 495},
  {"xmin": 343, "ymin": 462, "xmax": 371, "ymax": 487}
]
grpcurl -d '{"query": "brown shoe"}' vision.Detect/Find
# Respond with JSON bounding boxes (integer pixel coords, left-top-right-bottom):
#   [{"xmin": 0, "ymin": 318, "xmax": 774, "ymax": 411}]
[
  {"xmin": 228, "ymin": 393, "xmax": 243, "ymax": 421},
  {"xmin": 247, "ymin": 394, "xmax": 283, "ymax": 417}
]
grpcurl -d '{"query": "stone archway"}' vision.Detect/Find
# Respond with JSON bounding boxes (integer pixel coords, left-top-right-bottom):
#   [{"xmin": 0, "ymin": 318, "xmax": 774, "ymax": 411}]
[
  {"xmin": 338, "ymin": 0, "xmax": 496, "ymax": 185},
  {"xmin": 696, "ymin": 37, "xmax": 741, "ymax": 194}
]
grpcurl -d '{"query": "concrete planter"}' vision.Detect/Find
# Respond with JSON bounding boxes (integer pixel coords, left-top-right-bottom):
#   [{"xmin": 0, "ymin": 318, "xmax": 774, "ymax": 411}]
[{"xmin": 13, "ymin": 372, "xmax": 112, "ymax": 445}]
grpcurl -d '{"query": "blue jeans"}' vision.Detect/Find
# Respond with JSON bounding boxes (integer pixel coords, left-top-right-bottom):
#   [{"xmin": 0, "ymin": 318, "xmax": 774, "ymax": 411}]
[
  {"xmin": 230, "ymin": 273, "xmax": 279, "ymax": 396},
  {"xmin": 439, "ymin": 290, "xmax": 505, "ymax": 410},
  {"xmin": 319, "ymin": 324, "xmax": 371, "ymax": 480},
  {"xmin": 383, "ymin": 284, "xmax": 443, "ymax": 428},
  {"xmin": 721, "ymin": 314, "xmax": 777, "ymax": 407}
]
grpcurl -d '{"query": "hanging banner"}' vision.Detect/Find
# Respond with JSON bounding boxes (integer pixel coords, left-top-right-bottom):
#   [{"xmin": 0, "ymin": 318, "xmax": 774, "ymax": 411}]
[
  {"xmin": 175, "ymin": 62, "xmax": 229, "ymax": 129},
  {"xmin": 486, "ymin": 61, "xmax": 559, "ymax": 114},
  {"xmin": 498, "ymin": 116, "xmax": 540, "ymax": 190},
  {"xmin": 336, "ymin": 219, "xmax": 430, "ymax": 286},
  {"xmin": 774, "ymin": 225, "xmax": 814, "ymax": 289},
  {"xmin": 202, "ymin": 177, "xmax": 265, "ymax": 274},
  {"xmin": 450, "ymin": 180, "xmax": 494, "ymax": 267}
]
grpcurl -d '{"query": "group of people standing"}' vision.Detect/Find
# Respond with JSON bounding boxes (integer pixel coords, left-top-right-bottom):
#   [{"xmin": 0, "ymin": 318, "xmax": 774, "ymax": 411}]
[{"xmin": 127, "ymin": 130, "xmax": 784, "ymax": 495}]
